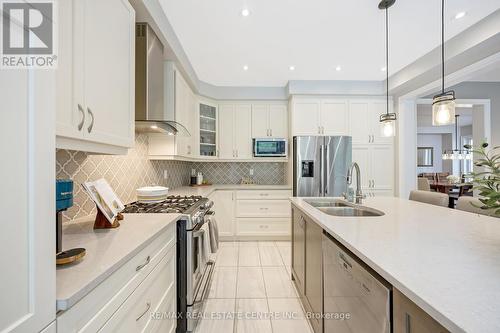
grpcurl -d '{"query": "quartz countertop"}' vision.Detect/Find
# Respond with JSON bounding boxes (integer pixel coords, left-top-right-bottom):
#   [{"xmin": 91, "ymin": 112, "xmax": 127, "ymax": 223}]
[
  {"xmin": 169, "ymin": 184, "xmax": 292, "ymax": 197},
  {"xmin": 290, "ymin": 196, "xmax": 500, "ymax": 333},
  {"xmin": 56, "ymin": 213, "xmax": 180, "ymax": 311}
]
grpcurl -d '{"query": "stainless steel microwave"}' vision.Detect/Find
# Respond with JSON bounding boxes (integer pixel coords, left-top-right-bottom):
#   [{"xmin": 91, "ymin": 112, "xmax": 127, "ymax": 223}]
[{"xmin": 253, "ymin": 138, "xmax": 287, "ymax": 157}]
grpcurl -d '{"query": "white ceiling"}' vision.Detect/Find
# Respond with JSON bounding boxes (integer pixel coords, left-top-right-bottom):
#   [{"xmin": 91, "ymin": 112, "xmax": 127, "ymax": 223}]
[
  {"xmin": 417, "ymin": 105, "xmax": 473, "ymax": 128},
  {"xmin": 159, "ymin": 0, "xmax": 500, "ymax": 87}
]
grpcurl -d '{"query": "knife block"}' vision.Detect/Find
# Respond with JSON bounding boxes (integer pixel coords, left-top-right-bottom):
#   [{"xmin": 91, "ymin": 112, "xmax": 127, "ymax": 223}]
[{"xmin": 93, "ymin": 208, "xmax": 123, "ymax": 230}]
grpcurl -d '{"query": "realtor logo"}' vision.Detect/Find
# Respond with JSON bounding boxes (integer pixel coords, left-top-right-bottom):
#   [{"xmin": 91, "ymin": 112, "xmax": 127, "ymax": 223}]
[{"xmin": 1, "ymin": 0, "xmax": 57, "ymax": 68}]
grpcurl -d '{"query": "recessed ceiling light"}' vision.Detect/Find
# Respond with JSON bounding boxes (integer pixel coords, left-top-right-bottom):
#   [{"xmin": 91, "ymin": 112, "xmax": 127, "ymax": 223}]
[
  {"xmin": 454, "ymin": 12, "xmax": 466, "ymax": 20},
  {"xmin": 381, "ymin": 67, "xmax": 387, "ymax": 72},
  {"xmin": 241, "ymin": 8, "xmax": 250, "ymax": 17},
  {"xmin": 335, "ymin": 66, "xmax": 342, "ymax": 71},
  {"xmin": 289, "ymin": 66, "xmax": 295, "ymax": 71},
  {"xmin": 243, "ymin": 65, "xmax": 249, "ymax": 71}
]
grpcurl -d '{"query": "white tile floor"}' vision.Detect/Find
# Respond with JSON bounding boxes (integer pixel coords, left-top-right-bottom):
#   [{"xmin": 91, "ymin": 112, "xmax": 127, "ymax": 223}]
[{"xmin": 196, "ymin": 241, "xmax": 313, "ymax": 333}]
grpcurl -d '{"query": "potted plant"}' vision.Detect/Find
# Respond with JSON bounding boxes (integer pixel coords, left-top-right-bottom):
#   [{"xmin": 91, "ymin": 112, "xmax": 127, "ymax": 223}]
[{"xmin": 464, "ymin": 142, "xmax": 500, "ymax": 217}]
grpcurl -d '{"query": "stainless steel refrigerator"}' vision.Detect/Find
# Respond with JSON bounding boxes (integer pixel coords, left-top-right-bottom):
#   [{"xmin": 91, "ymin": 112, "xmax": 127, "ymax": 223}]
[{"xmin": 293, "ymin": 136, "xmax": 352, "ymax": 197}]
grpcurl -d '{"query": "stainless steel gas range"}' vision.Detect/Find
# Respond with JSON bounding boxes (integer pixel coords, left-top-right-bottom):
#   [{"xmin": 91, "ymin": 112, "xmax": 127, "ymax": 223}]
[{"xmin": 122, "ymin": 195, "xmax": 215, "ymax": 333}]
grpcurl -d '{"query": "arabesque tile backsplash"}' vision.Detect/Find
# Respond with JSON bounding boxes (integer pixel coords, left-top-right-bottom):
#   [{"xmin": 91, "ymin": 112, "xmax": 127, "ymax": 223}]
[{"xmin": 56, "ymin": 134, "xmax": 286, "ymax": 222}]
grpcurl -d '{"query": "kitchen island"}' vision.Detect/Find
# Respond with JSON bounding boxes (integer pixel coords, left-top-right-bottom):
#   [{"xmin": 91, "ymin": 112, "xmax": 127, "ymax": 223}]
[{"xmin": 290, "ymin": 196, "xmax": 500, "ymax": 333}]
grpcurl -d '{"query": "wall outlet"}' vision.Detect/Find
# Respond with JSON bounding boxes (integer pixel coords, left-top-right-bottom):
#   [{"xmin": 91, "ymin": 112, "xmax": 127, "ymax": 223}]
[
  {"xmin": 163, "ymin": 170, "xmax": 168, "ymax": 180},
  {"xmin": 249, "ymin": 168, "xmax": 254, "ymax": 176}
]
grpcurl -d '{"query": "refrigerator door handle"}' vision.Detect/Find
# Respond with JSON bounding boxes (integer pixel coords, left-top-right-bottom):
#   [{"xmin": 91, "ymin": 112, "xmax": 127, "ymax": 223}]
[
  {"xmin": 325, "ymin": 144, "xmax": 330, "ymax": 195},
  {"xmin": 320, "ymin": 144, "xmax": 325, "ymax": 196}
]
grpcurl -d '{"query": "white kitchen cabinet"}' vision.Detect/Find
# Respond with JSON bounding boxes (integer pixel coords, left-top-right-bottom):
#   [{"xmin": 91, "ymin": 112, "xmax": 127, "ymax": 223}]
[
  {"xmin": 352, "ymin": 144, "xmax": 394, "ymax": 197},
  {"xmin": 251, "ymin": 105, "xmax": 269, "ymax": 138},
  {"xmin": 320, "ymin": 99, "xmax": 349, "ymax": 136},
  {"xmin": 175, "ymin": 72, "xmax": 197, "ymax": 157},
  {"xmin": 235, "ymin": 190, "xmax": 292, "ymax": 239},
  {"xmin": 199, "ymin": 100, "xmax": 218, "ymax": 158},
  {"xmin": 1, "ymin": 48, "xmax": 55, "ymax": 332},
  {"xmin": 214, "ymin": 191, "xmax": 235, "ymax": 237},
  {"xmin": 291, "ymin": 98, "xmax": 348, "ymax": 136},
  {"xmin": 99, "ymin": 248, "xmax": 176, "ymax": 333},
  {"xmin": 291, "ymin": 100, "xmax": 321, "ymax": 136},
  {"xmin": 269, "ymin": 105, "xmax": 288, "ymax": 138},
  {"xmin": 351, "ymin": 145, "xmax": 371, "ymax": 189},
  {"xmin": 213, "ymin": 190, "xmax": 291, "ymax": 240},
  {"xmin": 234, "ymin": 105, "xmax": 252, "ymax": 159},
  {"xmin": 218, "ymin": 105, "xmax": 236, "ymax": 159},
  {"xmin": 252, "ymin": 104, "xmax": 288, "ymax": 138},
  {"xmin": 349, "ymin": 101, "xmax": 371, "ymax": 144},
  {"xmin": 349, "ymin": 99, "xmax": 394, "ymax": 145},
  {"xmin": 218, "ymin": 104, "xmax": 252, "ymax": 159},
  {"xmin": 56, "ymin": 0, "xmax": 135, "ymax": 154},
  {"xmin": 57, "ymin": 223, "xmax": 176, "ymax": 332}
]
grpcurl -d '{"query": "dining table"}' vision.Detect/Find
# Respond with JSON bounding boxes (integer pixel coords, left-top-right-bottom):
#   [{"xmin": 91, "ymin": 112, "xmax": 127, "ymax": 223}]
[{"xmin": 429, "ymin": 181, "xmax": 472, "ymax": 194}]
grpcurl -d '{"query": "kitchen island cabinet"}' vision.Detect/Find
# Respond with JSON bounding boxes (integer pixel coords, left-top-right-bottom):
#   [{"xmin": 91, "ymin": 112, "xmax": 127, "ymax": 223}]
[
  {"xmin": 290, "ymin": 196, "xmax": 500, "ymax": 333},
  {"xmin": 291, "ymin": 207, "xmax": 323, "ymax": 333}
]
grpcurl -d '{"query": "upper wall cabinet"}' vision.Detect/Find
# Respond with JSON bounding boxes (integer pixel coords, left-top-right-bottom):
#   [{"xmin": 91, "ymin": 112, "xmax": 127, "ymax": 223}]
[
  {"xmin": 149, "ymin": 98, "xmax": 288, "ymax": 162},
  {"xmin": 291, "ymin": 98, "xmax": 349, "ymax": 136},
  {"xmin": 349, "ymin": 100, "xmax": 393, "ymax": 145},
  {"xmin": 252, "ymin": 104, "xmax": 288, "ymax": 138},
  {"xmin": 175, "ymin": 71, "xmax": 197, "ymax": 157},
  {"xmin": 291, "ymin": 97, "xmax": 393, "ymax": 144},
  {"xmin": 219, "ymin": 104, "xmax": 252, "ymax": 159},
  {"xmin": 56, "ymin": 0, "xmax": 135, "ymax": 154},
  {"xmin": 199, "ymin": 101, "xmax": 218, "ymax": 158}
]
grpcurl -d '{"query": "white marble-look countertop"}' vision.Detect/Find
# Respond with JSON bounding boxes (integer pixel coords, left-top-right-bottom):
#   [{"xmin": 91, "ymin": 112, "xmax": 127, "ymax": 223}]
[
  {"xmin": 290, "ymin": 196, "xmax": 500, "ymax": 333},
  {"xmin": 56, "ymin": 213, "xmax": 180, "ymax": 311},
  {"xmin": 169, "ymin": 184, "xmax": 292, "ymax": 197}
]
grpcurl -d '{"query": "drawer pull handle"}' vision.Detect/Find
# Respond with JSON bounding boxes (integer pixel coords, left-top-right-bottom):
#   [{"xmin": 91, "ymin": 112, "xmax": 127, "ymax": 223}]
[
  {"xmin": 259, "ymin": 207, "xmax": 269, "ymax": 210},
  {"xmin": 260, "ymin": 193, "xmax": 269, "ymax": 196},
  {"xmin": 136, "ymin": 256, "xmax": 150, "ymax": 271},
  {"xmin": 136, "ymin": 302, "xmax": 151, "ymax": 321}
]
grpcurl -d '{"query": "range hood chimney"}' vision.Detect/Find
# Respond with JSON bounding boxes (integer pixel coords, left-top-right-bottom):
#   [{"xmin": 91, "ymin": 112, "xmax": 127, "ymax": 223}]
[{"xmin": 135, "ymin": 23, "xmax": 189, "ymax": 136}]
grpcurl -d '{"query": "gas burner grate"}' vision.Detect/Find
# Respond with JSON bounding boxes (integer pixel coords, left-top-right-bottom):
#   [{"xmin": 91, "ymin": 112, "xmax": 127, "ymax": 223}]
[{"xmin": 122, "ymin": 195, "xmax": 204, "ymax": 214}]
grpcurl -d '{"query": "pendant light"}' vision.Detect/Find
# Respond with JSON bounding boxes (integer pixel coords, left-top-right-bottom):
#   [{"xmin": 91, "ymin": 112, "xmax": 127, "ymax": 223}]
[
  {"xmin": 432, "ymin": 0, "xmax": 456, "ymax": 126},
  {"xmin": 378, "ymin": 0, "xmax": 397, "ymax": 137},
  {"xmin": 442, "ymin": 115, "xmax": 472, "ymax": 160}
]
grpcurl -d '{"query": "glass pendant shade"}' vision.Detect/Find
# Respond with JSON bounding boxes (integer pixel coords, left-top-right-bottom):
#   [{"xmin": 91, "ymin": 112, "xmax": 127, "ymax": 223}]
[
  {"xmin": 432, "ymin": 93, "xmax": 456, "ymax": 126},
  {"xmin": 380, "ymin": 115, "xmax": 396, "ymax": 137}
]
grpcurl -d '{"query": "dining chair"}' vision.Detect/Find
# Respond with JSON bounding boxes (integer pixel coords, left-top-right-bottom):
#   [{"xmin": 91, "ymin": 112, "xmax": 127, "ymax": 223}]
[
  {"xmin": 417, "ymin": 178, "xmax": 431, "ymax": 191},
  {"xmin": 436, "ymin": 172, "xmax": 450, "ymax": 182},
  {"xmin": 456, "ymin": 197, "xmax": 496, "ymax": 216},
  {"xmin": 409, "ymin": 190, "xmax": 449, "ymax": 207},
  {"xmin": 422, "ymin": 173, "xmax": 436, "ymax": 182},
  {"xmin": 449, "ymin": 184, "xmax": 473, "ymax": 207}
]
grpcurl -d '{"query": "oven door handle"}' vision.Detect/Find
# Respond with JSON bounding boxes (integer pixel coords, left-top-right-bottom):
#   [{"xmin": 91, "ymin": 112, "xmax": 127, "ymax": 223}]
[{"xmin": 193, "ymin": 261, "xmax": 215, "ymax": 305}]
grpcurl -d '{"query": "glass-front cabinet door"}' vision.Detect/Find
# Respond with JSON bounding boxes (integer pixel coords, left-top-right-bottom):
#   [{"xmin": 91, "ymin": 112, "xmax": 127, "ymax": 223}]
[{"xmin": 199, "ymin": 103, "xmax": 217, "ymax": 157}]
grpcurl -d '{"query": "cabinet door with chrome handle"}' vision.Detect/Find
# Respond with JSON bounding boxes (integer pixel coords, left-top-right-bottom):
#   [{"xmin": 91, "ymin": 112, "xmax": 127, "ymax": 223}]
[{"xmin": 87, "ymin": 107, "xmax": 94, "ymax": 133}]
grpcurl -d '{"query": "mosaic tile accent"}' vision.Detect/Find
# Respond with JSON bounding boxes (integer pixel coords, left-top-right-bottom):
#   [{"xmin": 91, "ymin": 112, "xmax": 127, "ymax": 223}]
[
  {"xmin": 191, "ymin": 162, "xmax": 286, "ymax": 185},
  {"xmin": 56, "ymin": 134, "xmax": 287, "ymax": 222},
  {"xmin": 56, "ymin": 134, "xmax": 191, "ymax": 222}
]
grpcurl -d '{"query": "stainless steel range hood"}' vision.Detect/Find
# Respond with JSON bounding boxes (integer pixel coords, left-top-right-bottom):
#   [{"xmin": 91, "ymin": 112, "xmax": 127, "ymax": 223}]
[{"xmin": 135, "ymin": 23, "xmax": 189, "ymax": 136}]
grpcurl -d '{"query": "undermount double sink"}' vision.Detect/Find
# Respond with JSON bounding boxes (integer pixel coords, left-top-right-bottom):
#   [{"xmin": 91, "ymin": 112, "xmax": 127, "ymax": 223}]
[{"xmin": 304, "ymin": 199, "xmax": 385, "ymax": 217}]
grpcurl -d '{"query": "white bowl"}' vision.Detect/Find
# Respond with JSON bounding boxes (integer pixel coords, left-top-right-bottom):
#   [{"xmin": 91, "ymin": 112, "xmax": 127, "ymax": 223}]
[{"xmin": 136, "ymin": 186, "xmax": 169, "ymax": 197}]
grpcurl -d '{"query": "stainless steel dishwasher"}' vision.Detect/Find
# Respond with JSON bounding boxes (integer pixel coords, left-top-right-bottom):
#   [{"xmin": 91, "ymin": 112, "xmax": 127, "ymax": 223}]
[{"xmin": 323, "ymin": 232, "xmax": 391, "ymax": 333}]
